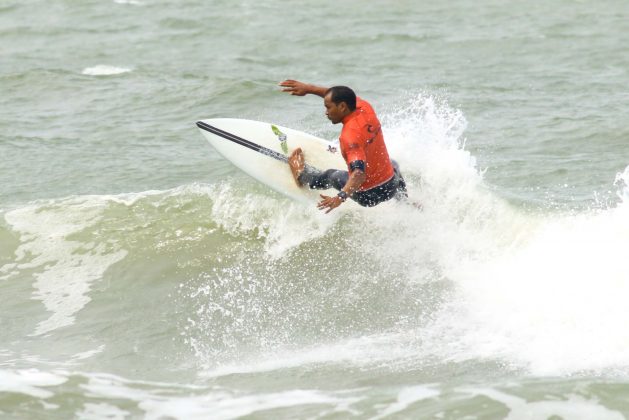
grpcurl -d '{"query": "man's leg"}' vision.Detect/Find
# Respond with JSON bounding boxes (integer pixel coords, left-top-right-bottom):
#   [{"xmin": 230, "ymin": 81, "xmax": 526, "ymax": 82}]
[
  {"xmin": 391, "ymin": 160, "xmax": 422, "ymax": 209},
  {"xmin": 302, "ymin": 168, "xmax": 347, "ymax": 190},
  {"xmin": 351, "ymin": 162, "xmax": 408, "ymax": 207},
  {"xmin": 289, "ymin": 148, "xmax": 348, "ymax": 190},
  {"xmin": 391, "ymin": 160, "xmax": 408, "ymax": 200}
]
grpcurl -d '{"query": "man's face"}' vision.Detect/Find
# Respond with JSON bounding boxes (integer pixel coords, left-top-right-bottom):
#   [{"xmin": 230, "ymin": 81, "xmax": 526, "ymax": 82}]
[{"xmin": 324, "ymin": 93, "xmax": 347, "ymax": 124}]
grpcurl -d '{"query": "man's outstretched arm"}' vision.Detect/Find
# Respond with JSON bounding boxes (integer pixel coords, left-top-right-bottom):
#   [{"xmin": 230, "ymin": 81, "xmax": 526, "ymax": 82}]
[{"xmin": 279, "ymin": 80, "xmax": 328, "ymax": 97}]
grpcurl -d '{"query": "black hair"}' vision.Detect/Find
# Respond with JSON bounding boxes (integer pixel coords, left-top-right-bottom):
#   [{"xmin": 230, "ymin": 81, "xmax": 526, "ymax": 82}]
[{"xmin": 325, "ymin": 86, "xmax": 356, "ymax": 111}]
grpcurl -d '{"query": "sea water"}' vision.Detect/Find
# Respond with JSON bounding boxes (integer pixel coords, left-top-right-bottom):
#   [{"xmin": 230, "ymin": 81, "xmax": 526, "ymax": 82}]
[{"xmin": 2, "ymin": 0, "xmax": 629, "ymax": 418}]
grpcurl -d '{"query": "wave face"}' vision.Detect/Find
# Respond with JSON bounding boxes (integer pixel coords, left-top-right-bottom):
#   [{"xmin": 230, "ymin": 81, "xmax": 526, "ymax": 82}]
[
  {"xmin": 180, "ymin": 96, "xmax": 629, "ymax": 377},
  {"xmin": 3, "ymin": 95, "xmax": 628, "ymax": 417}
]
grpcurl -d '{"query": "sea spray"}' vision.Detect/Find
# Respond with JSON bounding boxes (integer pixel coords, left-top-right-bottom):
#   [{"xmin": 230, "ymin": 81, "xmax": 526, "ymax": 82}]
[
  {"xmin": 183, "ymin": 95, "xmax": 629, "ymax": 379},
  {"xmin": 182, "ymin": 94, "xmax": 522, "ymax": 368},
  {"xmin": 428, "ymin": 167, "xmax": 629, "ymax": 376}
]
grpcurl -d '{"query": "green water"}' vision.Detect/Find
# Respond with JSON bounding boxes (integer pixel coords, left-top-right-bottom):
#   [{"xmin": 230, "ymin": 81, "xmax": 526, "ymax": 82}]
[{"xmin": 2, "ymin": 0, "xmax": 629, "ymax": 418}]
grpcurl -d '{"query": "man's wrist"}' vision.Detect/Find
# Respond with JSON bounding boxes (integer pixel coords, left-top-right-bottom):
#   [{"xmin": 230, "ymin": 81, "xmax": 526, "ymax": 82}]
[
  {"xmin": 309, "ymin": 85, "xmax": 328, "ymax": 97},
  {"xmin": 337, "ymin": 191, "xmax": 348, "ymax": 202}
]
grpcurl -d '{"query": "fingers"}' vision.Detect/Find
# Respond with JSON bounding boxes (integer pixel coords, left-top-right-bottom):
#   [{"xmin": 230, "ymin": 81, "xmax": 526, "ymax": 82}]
[
  {"xmin": 317, "ymin": 195, "xmax": 330, "ymax": 210},
  {"xmin": 280, "ymin": 86, "xmax": 298, "ymax": 95},
  {"xmin": 316, "ymin": 197, "xmax": 327, "ymax": 209},
  {"xmin": 279, "ymin": 80, "xmax": 296, "ymax": 90},
  {"xmin": 279, "ymin": 80, "xmax": 304, "ymax": 95},
  {"xmin": 316, "ymin": 195, "xmax": 340, "ymax": 213}
]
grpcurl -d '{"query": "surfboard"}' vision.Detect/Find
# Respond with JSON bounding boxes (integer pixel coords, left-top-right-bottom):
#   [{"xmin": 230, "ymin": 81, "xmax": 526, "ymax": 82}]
[{"xmin": 196, "ymin": 118, "xmax": 347, "ymax": 203}]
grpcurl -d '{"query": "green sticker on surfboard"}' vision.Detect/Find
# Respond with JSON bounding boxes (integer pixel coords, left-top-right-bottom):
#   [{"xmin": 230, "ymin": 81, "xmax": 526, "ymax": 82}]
[{"xmin": 271, "ymin": 125, "xmax": 288, "ymax": 154}]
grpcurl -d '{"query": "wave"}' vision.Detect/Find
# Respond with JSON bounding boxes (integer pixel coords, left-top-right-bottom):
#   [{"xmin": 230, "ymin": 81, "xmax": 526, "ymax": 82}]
[
  {"xmin": 0, "ymin": 367, "xmax": 624, "ymax": 419},
  {"xmin": 1, "ymin": 95, "xmax": 628, "ymax": 377},
  {"xmin": 81, "ymin": 65, "xmax": 132, "ymax": 76},
  {"xmin": 182, "ymin": 94, "xmax": 629, "ymax": 376},
  {"xmin": 113, "ymin": 0, "xmax": 143, "ymax": 4}
]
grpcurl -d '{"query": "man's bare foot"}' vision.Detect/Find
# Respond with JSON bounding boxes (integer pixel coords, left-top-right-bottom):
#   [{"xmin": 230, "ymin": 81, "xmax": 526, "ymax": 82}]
[{"xmin": 288, "ymin": 148, "xmax": 305, "ymax": 186}]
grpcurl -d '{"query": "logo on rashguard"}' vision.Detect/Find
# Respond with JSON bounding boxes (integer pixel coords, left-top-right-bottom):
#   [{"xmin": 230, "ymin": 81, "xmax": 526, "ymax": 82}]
[{"xmin": 366, "ymin": 124, "xmax": 381, "ymax": 145}]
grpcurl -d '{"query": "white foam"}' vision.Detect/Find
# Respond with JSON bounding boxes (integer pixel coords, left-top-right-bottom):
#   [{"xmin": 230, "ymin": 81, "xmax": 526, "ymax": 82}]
[
  {"xmin": 614, "ymin": 165, "xmax": 629, "ymax": 202},
  {"xmin": 373, "ymin": 94, "xmax": 522, "ymax": 277},
  {"xmin": 77, "ymin": 403, "xmax": 129, "ymax": 420},
  {"xmin": 372, "ymin": 385, "xmax": 440, "ymax": 419},
  {"xmin": 468, "ymin": 387, "xmax": 624, "ymax": 420},
  {"xmin": 208, "ymin": 183, "xmax": 337, "ymax": 258},
  {"xmin": 424, "ymin": 194, "xmax": 629, "ymax": 375},
  {"xmin": 185, "ymin": 94, "xmax": 531, "ymax": 372},
  {"xmin": 200, "ymin": 332, "xmax": 420, "ymax": 378},
  {"xmin": 139, "ymin": 389, "xmax": 358, "ymax": 420},
  {"xmin": 81, "ymin": 372, "xmax": 360, "ymax": 420},
  {"xmin": 183, "ymin": 94, "xmax": 629, "ymax": 379},
  {"xmin": 0, "ymin": 369, "xmax": 68, "ymax": 399},
  {"xmin": 40, "ymin": 400, "xmax": 59, "ymax": 410},
  {"xmin": 371, "ymin": 96, "xmax": 629, "ymax": 376},
  {"xmin": 1, "ymin": 196, "xmax": 128, "ymax": 336},
  {"xmin": 113, "ymin": 0, "xmax": 143, "ymax": 4},
  {"xmin": 81, "ymin": 65, "xmax": 132, "ymax": 76},
  {"xmin": 72, "ymin": 345, "xmax": 106, "ymax": 361}
]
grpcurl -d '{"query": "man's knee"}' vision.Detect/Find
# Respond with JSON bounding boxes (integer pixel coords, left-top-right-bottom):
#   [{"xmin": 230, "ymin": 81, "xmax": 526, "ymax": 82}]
[{"xmin": 327, "ymin": 170, "xmax": 348, "ymax": 191}]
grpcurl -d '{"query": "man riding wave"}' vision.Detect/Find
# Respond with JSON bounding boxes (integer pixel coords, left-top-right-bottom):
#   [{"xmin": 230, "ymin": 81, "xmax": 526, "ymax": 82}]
[{"xmin": 279, "ymin": 80, "xmax": 407, "ymax": 213}]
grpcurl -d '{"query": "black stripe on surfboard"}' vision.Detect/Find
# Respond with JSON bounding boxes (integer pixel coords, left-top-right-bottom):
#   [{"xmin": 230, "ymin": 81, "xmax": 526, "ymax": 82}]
[
  {"xmin": 196, "ymin": 121, "xmax": 320, "ymax": 174},
  {"xmin": 196, "ymin": 121, "xmax": 289, "ymax": 164}
]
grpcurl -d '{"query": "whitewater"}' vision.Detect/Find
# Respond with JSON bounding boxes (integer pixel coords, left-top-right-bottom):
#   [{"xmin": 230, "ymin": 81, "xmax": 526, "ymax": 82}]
[
  {"xmin": 3, "ymin": 0, "xmax": 629, "ymax": 418},
  {"xmin": 3, "ymin": 92, "xmax": 629, "ymax": 417}
]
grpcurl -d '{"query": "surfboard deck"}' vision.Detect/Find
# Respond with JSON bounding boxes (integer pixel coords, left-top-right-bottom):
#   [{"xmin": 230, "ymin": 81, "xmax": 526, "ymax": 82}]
[{"xmin": 196, "ymin": 118, "xmax": 348, "ymax": 204}]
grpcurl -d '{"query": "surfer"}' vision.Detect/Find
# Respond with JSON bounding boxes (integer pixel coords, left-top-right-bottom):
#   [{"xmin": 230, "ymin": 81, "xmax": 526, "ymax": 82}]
[{"xmin": 280, "ymin": 79, "xmax": 408, "ymax": 213}]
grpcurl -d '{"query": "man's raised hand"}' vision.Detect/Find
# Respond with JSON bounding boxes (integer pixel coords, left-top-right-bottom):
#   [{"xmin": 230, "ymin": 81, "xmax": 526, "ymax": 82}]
[{"xmin": 279, "ymin": 80, "xmax": 310, "ymax": 96}]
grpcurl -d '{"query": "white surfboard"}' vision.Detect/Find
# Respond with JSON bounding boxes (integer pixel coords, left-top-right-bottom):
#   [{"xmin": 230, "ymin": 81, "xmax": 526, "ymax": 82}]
[{"xmin": 196, "ymin": 118, "xmax": 348, "ymax": 203}]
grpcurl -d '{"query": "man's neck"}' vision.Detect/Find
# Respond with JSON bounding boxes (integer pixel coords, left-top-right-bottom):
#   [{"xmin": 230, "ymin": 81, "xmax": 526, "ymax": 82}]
[{"xmin": 341, "ymin": 110, "xmax": 355, "ymax": 125}]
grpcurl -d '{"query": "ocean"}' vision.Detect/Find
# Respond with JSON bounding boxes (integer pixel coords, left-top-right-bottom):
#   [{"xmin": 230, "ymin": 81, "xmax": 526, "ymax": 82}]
[{"xmin": 2, "ymin": 0, "xmax": 629, "ymax": 418}]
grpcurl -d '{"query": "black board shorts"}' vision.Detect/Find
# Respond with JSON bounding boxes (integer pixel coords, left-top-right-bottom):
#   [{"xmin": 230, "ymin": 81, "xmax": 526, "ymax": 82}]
[{"xmin": 299, "ymin": 162, "xmax": 408, "ymax": 207}]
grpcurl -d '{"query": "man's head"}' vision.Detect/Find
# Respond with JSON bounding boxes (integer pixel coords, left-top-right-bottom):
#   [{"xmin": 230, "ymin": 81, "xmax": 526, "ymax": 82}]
[{"xmin": 324, "ymin": 86, "xmax": 356, "ymax": 124}]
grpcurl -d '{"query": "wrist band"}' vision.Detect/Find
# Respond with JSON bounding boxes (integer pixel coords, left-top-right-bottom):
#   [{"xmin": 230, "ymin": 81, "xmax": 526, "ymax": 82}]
[{"xmin": 337, "ymin": 191, "xmax": 348, "ymax": 202}]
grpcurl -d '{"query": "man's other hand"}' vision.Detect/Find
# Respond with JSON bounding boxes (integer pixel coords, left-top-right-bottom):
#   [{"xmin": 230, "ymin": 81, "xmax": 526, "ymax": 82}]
[{"xmin": 279, "ymin": 80, "xmax": 310, "ymax": 96}]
